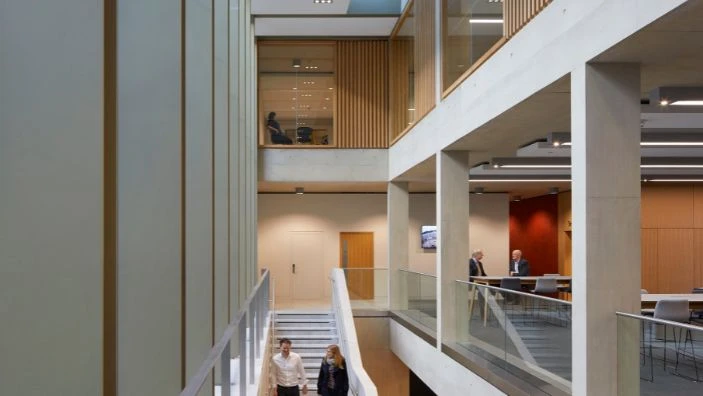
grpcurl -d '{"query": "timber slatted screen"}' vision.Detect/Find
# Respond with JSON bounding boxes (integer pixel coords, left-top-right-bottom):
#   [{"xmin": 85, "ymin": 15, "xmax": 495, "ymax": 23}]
[
  {"xmin": 414, "ymin": 0, "xmax": 436, "ymax": 120},
  {"xmin": 389, "ymin": 39, "xmax": 412, "ymax": 140},
  {"xmin": 336, "ymin": 41, "xmax": 389, "ymax": 148},
  {"xmin": 504, "ymin": 0, "xmax": 552, "ymax": 38}
]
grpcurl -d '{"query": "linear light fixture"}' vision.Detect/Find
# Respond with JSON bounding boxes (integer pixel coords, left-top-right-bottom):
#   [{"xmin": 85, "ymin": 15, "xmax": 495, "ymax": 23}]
[
  {"xmin": 549, "ymin": 132, "xmax": 703, "ymax": 147},
  {"xmin": 468, "ymin": 179, "xmax": 572, "ymax": 182},
  {"xmin": 492, "ymin": 156, "xmax": 703, "ymax": 169},
  {"xmin": 649, "ymin": 86, "xmax": 703, "ymax": 107},
  {"xmin": 671, "ymin": 100, "xmax": 703, "ymax": 106},
  {"xmin": 645, "ymin": 179, "xmax": 703, "ymax": 182},
  {"xmin": 313, "ymin": 0, "xmax": 333, "ymax": 4}
]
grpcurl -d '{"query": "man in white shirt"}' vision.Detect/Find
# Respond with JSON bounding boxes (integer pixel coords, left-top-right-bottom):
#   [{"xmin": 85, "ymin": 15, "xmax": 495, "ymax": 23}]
[{"xmin": 271, "ymin": 338, "xmax": 308, "ymax": 396}]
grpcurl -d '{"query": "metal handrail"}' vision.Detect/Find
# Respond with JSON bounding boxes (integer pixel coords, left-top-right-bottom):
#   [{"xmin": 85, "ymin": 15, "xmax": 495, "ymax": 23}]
[
  {"xmin": 616, "ymin": 311, "xmax": 703, "ymax": 331},
  {"xmin": 456, "ymin": 279, "xmax": 573, "ymax": 306},
  {"xmin": 330, "ymin": 269, "xmax": 378, "ymax": 396},
  {"xmin": 398, "ymin": 268, "xmax": 437, "ymax": 278},
  {"xmin": 180, "ymin": 269, "xmax": 270, "ymax": 396}
]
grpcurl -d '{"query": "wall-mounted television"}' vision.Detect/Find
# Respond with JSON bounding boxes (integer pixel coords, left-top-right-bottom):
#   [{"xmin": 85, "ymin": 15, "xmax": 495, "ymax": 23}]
[{"xmin": 420, "ymin": 225, "xmax": 437, "ymax": 249}]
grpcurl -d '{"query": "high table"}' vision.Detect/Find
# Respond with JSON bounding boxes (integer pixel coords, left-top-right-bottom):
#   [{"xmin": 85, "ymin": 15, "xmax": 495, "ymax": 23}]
[
  {"xmin": 470, "ymin": 275, "xmax": 572, "ymax": 288},
  {"xmin": 641, "ymin": 294, "xmax": 703, "ymax": 310}
]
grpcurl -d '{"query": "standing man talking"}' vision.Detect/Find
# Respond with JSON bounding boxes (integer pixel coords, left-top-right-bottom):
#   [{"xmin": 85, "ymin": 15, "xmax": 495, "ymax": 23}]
[
  {"xmin": 469, "ymin": 249, "xmax": 487, "ymax": 278},
  {"xmin": 271, "ymin": 338, "xmax": 308, "ymax": 396}
]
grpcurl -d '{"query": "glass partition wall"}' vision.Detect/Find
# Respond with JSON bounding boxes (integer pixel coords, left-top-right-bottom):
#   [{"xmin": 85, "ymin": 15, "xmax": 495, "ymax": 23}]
[
  {"xmin": 442, "ymin": 0, "xmax": 505, "ymax": 94},
  {"xmin": 258, "ymin": 42, "xmax": 336, "ymax": 147}
]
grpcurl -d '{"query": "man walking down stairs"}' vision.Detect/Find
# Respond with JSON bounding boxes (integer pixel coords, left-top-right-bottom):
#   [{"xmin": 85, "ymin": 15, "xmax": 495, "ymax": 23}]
[{"xmin": 273, "ymin": 310, "xmax": 338, "ymax": 395}]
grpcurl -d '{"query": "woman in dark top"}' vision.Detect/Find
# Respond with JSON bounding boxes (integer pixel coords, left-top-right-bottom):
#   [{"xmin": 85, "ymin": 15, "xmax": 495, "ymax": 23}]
[
  {"xmin": 317, "ymin": 344, "xmax": 349, "ymax": 396},
  {"xmin": 266, "ymin": 112, "xmax": 292, "ymax": 145}
]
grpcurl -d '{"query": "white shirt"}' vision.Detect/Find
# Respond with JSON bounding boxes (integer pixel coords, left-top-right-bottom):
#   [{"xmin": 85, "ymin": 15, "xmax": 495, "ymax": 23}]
[
  {"xmin": 271, "ymin": 351, "xmax": 307, "ymax": 388},
  {"xmin": 514, "ymin": 261, "xmax": 519, "ymax": 274}
]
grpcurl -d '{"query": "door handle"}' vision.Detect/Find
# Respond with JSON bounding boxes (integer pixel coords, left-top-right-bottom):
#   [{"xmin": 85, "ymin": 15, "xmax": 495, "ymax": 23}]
[{"xmin": 292, "ymin": 263, "xmax": 296, "ymax": 274}]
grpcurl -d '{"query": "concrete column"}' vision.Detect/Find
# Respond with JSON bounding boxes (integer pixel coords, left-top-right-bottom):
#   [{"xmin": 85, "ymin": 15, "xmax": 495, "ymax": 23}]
[
  {"xmin": 571, "ymin": 63, "xmax": 641, "ymax": 396},
  {"xmin": 437, "ymin": 151, "xmax": 470, "ymax": 346},
  {"xmin": 0, "ymin": 1, "xmax": 104, "ymax": 394},
  {"xmin": 389, "ymin": 181, "xmax": 410, "ymax": 310}
]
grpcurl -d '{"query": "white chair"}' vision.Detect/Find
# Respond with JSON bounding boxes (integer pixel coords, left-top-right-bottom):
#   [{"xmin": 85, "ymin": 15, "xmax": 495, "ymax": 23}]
[{"xmin": 651, "ymin": 299, "xmax": 698, "ymax": 380}]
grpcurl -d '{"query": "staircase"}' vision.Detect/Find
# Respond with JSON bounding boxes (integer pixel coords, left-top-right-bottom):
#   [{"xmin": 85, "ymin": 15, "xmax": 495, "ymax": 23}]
[{"xmin": 274, "ymin": 310, "xmax": 338, "ymax": 394}]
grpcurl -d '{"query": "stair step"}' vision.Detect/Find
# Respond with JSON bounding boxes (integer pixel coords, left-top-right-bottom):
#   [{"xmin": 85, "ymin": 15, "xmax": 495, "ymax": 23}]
[
  {"xmin": 276, "ymin": 326, "xmax": 336, "ymax": 332},
  {"xmin": 275, "ymin": 318, "xmax": 335, "ymax": 323}
]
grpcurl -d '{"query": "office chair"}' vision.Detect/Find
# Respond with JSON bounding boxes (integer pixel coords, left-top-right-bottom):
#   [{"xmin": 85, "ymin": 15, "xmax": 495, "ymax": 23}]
[
  {"xmin": 650, "ymin": 299, "xmax": 698, "ymax": 381},
  {"xmin": 296, "ymin": 127, "xmax": 313, "ymax": 144}
]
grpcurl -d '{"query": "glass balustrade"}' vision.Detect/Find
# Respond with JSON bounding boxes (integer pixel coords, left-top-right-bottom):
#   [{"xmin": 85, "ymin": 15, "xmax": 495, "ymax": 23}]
[
  {"xmin": 455, "ymin": 280, "xmax": 572, "ymax": 394},
  {"xmin": 617, "ymin": 312, "xmax": 703, "ymax": 395},
  {"xmin": 396, "ymin": 269, "xmax": 438, "ymax": 333},
  {"xmin": 340, "ymin": 268, "xmax": 389, "ymax": 311},
  {"xmin": 181, "ymin": 271, "xmax": 271, "ymax": 396}
]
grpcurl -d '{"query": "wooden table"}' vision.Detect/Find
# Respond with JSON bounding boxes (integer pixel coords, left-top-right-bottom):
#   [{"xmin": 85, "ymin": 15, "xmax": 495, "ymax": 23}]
[
  {"xmin": 641, "ymin": 294, "xmax": 703, "ymax": 310},
  {"xmin": 470, "ymin": 275, "xmax": 572, "ymax": 288}
]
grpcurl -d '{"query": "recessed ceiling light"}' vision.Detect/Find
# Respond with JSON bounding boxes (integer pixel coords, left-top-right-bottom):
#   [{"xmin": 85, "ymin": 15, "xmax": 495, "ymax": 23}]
[
  {"xmin": 313, "ymin": 0, "xmax": 333, "ymax": 3},
  {"xmin": 328, "ymin": 87, "xmax": 333, "ymax": 90}
]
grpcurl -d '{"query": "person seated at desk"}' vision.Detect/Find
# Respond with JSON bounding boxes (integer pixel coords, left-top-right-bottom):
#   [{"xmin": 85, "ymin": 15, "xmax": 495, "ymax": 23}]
[
  {"xmin": 509, "ymin": 249, "xmax": 529, "ymax": 276},
  {"xmin": 469, "ymin": 249, "xmax": 487, "ymax": 278},
  {"xmin": 266, "ymin": 112, "xmax": 292, "ymax": 145}
]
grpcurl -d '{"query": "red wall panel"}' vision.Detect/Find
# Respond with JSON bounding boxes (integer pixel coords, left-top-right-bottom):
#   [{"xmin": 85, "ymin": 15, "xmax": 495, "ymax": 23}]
[{"xmin": 509, "ymin": 194, "xmax": 558, "ymax": 276}]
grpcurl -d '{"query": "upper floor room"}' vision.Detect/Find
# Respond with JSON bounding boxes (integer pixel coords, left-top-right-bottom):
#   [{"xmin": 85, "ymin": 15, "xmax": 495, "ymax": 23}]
[{"xmin": 256, "ymin": 0, "xmax": 549, "ymax": 150}]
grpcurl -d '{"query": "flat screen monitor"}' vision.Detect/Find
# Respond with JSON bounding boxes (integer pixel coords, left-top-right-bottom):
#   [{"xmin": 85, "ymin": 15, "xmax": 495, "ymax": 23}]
[{"xmin": 420, "ymin": 225, "xmax": 437, "ymax": 249}]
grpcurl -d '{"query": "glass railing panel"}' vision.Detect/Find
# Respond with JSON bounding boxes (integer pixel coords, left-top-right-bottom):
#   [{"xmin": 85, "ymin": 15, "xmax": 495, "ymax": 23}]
[
  {"xmin": 617, "ymin": 312, "xmax": 703, "ymax": 395},
  {"xmin": 397, "ymin": 269, "xmax": 437, "ymax": 333},
  {"xmin": 182, "ymin": 271, "xmax": 271, "ymax": 396},
  {"xmin": 456, "ymin": 280, "xmax": 572, "ymax": 393},
  {"xmin": 442, "ymin": 0, "xmax": 504, "ymax": 92},
  {"xmin": 342, "ymin": 268, "xmax": 389, "ymax": 310}
]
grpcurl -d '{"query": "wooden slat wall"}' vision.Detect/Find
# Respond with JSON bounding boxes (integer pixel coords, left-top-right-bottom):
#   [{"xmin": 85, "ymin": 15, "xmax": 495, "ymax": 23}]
[
  {"xmin": 559, "ymin": 185, "xmax": 703, "ymax": 293},
  {"xmin": 504, "ymin": 0, "xmax": 552, "ymax": 38},
  {"xmin": 336, "ymin": 41, "xmax": 389, "ymax": 148},
  {"xmin": 414, "ymin": 0, "xmax": 436, "ymax": 120},
  {"xmin": 389, "ymin": 39, "xmax": 412, "ymax": 140}
]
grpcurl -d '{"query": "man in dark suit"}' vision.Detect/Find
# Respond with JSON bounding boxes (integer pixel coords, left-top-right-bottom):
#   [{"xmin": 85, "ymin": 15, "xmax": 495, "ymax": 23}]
[
  {"xmin": 509, "ymin": 249, "xmax": 530, "ymax": 276},
  {"xmin": 469, "ymin": 249, "xmax": 487, "ymax": 278}
]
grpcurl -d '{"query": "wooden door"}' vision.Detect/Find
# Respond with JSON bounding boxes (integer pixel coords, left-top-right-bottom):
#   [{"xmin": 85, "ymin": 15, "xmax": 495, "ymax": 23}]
[
  {"xmin": 340, "ymin": 232, "xmax": 374, "ymax": 299},
  {"xmin": 290, "ymin": 231, "xmax": 325, "ymax": 300}
]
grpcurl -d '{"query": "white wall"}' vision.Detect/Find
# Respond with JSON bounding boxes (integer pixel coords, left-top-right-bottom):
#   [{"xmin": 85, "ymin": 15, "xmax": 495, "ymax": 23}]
[
  {"xmin": 259, "ymin": 194, "xmax": 388, "ymax": 299},
  {"xmin": 258, "ymin": 192, "xmax": 509, "ymax": 297},
  {"xmin": 409, "ymin": 193, "xmax": 509, "ymax": 277}
]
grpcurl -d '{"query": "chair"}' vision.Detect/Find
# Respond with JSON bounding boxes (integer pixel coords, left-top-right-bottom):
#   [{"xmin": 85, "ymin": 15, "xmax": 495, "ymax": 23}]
[
  {"xmin": 692, "ymin": 288, "xmax": 703, "ymax": 321},
  {"xmin": 651, "ymin": 299, "xmax": 698, "ymax": 380},
  {"xmin": 532, "ymin": 277, "xmax": 558, "ymax": 294},
  {"xmin": 296, "ymin": 127, "xmax": 313, "ymax": 144},
  {"xmin": 499, "ymin": 277, "xmax": 522, "ymax": 306}
]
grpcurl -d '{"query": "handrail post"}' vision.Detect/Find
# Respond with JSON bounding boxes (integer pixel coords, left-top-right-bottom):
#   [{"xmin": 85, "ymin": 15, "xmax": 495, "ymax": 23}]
[
  {"xmin": 239, "ymin": 311, "xmax": 247, "ymax": 395},
  {"xmin": 249, "ymin": 301, "xmax": 256, "ymax": 385},
  {"xmin": 221, "ymin": 341, "xmax": 231, "ymax": 396}
]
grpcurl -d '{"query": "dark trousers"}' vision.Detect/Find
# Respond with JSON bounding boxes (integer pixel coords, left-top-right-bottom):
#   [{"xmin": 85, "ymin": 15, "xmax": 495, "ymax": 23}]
[
  {"xmin": 277, "ymin": 385, "xmax": 299, "ymax": 396},
  {"xmin": 271, "ymin": 134, "xmax": 292, "ymax": 145}
]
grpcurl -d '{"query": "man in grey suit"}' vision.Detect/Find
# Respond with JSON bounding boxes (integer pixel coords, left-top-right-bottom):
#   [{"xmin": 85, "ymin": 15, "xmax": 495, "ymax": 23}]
[{"xmin": 509, "ymin": 249, "xmax": 530, "ymax": 276}]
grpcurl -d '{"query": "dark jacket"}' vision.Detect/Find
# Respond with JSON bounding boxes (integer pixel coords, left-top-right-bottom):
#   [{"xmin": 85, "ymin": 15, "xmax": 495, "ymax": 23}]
[
  {"xmin": 317, "ymin": 358, "xmax": 349, "ymax": 396},
  {"xmin": 469, "ymin": 258, "xmax": 486, "ymax": 277},
  {"xmin": 509, "ymin": 259, "xmax": 530, "ymax": 276}
]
